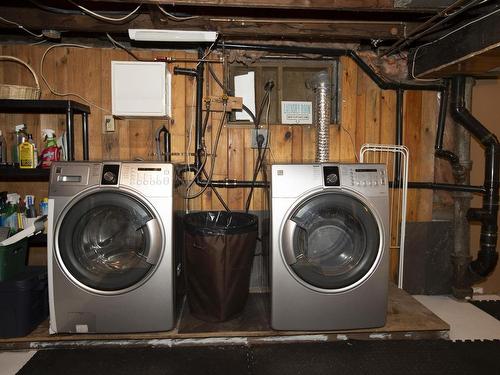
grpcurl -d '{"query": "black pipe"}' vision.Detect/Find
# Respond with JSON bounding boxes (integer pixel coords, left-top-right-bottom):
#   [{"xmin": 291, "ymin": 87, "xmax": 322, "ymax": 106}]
[
  {"xmin": 173, "ymin": 67, "xmax": 197, "ymax": 77},
  {"xmin": 221, "ymin": 43, "xmax": 446, "ymax": 91},
  {"xmin": 164, "ymin": 129, "xmax": 171, "ymax": 162},
  {"xmin": 450, "ymin": 76, "xmax": 500, "ymax": 281},
  {"xmin": 195, "ymin": 48, "xmax": 205, "ymax": 171},
  {"xmin": 435, "ymin": 82, "xmax": 449, "ymax": 152},
  {"xmin": 182, "ymin": 42, "xmax": 483, "ymax": 195},
  {"xmin": 434, "ymin": 81, "xmax": 467, "ymax": 182},
  {"xmin": 404, "ymin": 182, "xmax": 485, "ymax": 193}
]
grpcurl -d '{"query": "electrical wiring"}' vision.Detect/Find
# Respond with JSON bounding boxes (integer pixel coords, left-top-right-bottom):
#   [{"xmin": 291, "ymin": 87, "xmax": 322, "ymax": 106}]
[
  {"xmin": 341, "ymin": 125, "xmax": 359, "ymax": 162},
  {"xmin": 0, "ymin": 15, "xmax": 43, "ymax": 38},
  {"xmin": 156, "ymin": 4, "xmax": 199, "ymax": 21},
  {"xmin": 207, "ymin": 63, "xmax": 257, "ymax": 122},
  {"xmin": 30, "ymin": 39, "xmax": 48, "ymax": 46},
  {"xmin": 184, "ymin": 106, "xmax": 228, "ymax": 200},
  {"xmin": 410, "ymin": 6, "xmax": 500, "ymax": 80},
  {"xmin": 106, "ymin": 33, "xmax": 144, "ymax": 61},
  {"xmin": 29, "ymin": 0, "xmax": 82, "ymax": 14},
  {"xmin": 40, "ymin": 43, "xmax": 110, "ymax": 113},
  {"xmin": 67, "ymin": 0, "xmax": 142, "ymax": 23},
  {"xmin": 207, "ymin": 59, "xmax": 270, "ymax": 210},
  {"xmin": 245, "ymin": 84, "xmax": 273, "ymax": 212},
  {"xmin": 196, "ymin": 40, "xmax": 218, "ymax": 68},
  {"xmin": 186, "ymin": 107, "xmax": 211, "ymax": 194},
  {"xmin": 193, "ymin": 106, "xmax": 231, "ymax": 211}
]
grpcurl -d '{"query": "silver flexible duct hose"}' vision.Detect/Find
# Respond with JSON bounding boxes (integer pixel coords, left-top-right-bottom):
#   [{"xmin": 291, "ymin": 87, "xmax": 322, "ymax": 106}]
[{"xmin": 308, "ymin": 71, "xmax": 331, "ymax": 163}]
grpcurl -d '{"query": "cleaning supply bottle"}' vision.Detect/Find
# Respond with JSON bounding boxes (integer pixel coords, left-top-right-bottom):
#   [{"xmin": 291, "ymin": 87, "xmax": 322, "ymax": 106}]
[
  {"xmin": 12, "ymin": 124, "xmax": 28, "ymax": 165},
  {"xmin": 40, "ymin": 129, "xmax": 60, "ymax": 169},
  {"xmin": 28, "ymin": 134, "xmax": 38, "ymax": 167},
  {"xmin": 18, "ymin": 136, "xmax": 35, "ymax": 169},
  {"xmin": 0, "ymin": 130, "xmax": 7, "ymax": 164}
]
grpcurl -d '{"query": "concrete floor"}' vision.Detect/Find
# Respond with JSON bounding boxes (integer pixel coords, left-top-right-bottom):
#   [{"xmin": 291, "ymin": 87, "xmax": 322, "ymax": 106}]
[{"xmin": 1, "ymin": 293, "xmax": 499, "ymax": 375}]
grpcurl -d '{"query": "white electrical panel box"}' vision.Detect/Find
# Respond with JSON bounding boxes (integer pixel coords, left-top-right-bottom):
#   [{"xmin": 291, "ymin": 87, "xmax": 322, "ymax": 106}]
[{"xmin": 111, "ymin": 61, "xmax": 171, "ymax": 117}]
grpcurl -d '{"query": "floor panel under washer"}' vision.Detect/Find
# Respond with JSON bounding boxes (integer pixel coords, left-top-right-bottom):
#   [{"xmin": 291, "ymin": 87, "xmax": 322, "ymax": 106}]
[{"xmin": 0, "ymin": 285, "xmax": 449, "ymax": 350}]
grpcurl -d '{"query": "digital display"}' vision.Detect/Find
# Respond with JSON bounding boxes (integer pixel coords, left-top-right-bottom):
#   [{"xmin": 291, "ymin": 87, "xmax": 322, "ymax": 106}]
[
  {"xmin": 355, "ymin": 168, "xmax": 378, "ymax": 173},
  {"xmin": 138, "ymin": 168, "xmax": 162, "ymax": 171}
]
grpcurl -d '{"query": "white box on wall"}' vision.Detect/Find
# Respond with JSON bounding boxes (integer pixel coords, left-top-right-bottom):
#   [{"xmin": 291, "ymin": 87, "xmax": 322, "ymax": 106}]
[{"xmin": 111, "ymin": 61, "xmax": 171, "ymax": 117}]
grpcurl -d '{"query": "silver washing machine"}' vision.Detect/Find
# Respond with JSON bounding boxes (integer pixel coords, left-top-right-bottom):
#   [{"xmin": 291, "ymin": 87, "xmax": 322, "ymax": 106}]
[
  {"xmin": 271, "ymin": 163, "xmax": 390, "ymax": 330},
  {"xmin": 48, "ymin": 161, "xmax": 180, "ymax": 333}
]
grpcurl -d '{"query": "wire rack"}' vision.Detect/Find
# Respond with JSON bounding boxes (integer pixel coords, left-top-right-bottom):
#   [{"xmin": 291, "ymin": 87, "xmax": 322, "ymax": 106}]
[{"xmin": 360, "ymin": 144, "xmax": 409, "ymax": 289}]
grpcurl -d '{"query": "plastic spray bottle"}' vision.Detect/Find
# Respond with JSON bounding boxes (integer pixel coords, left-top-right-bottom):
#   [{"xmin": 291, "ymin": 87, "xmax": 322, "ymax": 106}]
[
  {"xmin": 12, "ymin": 124, "xmax": 28, "ymax": 165},
  {"xmin": 40, "ymin": 129, "xmax": 60, "ymax": 169}
]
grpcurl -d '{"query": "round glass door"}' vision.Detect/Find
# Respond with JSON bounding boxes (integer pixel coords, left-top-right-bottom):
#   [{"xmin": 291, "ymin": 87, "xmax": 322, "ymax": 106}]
[
  {"xmin": 57, "ymin": 191, "xmax": 163, "ymax": 292},
  {"xmin": 281, "ymin": 192, "xmax": 380, "ymax": 290}
]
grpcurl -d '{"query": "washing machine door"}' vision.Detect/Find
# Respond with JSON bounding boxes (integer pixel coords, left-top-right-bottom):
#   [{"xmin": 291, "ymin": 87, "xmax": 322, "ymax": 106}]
[
  {"xmin": 56, "ymin": 191, "xmax": 163, "ymax": 292},
  {"xmin": 281, "ymin": 191, "xmax": 381, "ymax": 291}
]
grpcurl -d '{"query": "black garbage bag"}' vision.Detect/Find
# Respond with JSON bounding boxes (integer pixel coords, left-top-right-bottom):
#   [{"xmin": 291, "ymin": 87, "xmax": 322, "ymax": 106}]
[{"xmin": 183, "ymin": 211, "xmax": 258, "ymax": 322}]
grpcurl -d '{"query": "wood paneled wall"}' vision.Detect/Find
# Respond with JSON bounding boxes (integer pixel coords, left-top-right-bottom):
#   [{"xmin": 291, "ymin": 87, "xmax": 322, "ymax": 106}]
[{"xmin": 0, "ymin": 44, "xmax": 440, "ymax": 275}]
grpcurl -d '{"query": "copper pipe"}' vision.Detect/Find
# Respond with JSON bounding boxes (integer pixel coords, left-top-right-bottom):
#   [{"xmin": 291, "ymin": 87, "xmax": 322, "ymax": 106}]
[{"xmin": 155, "ymin": 57, "xmax": 223, "ymax": 63}]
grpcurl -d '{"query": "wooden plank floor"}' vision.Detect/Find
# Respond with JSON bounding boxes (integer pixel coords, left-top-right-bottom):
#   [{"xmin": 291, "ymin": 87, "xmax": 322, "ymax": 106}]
[{"xmin": 0, "ymin": 284, "xmax": 449, "ymax": 349}]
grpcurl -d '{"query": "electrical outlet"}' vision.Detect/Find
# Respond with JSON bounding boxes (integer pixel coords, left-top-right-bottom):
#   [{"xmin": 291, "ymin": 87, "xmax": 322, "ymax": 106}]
[
  {"xmin": 251, "ymin": 128, "xmax": 268, "ymax": 149},
  {"xmin": 104, "ymin": 115, "xmax": 115, "ymax": 132}
]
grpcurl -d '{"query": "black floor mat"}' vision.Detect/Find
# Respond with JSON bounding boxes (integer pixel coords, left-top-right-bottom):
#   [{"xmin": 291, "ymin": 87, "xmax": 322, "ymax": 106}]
[
  {"xmin": 18, "ymin": 340, "xmax": 500, "ymax": 375},
  {"xmin": 470, "ymin": 300, "xmax": 500, "ymax": 320}
]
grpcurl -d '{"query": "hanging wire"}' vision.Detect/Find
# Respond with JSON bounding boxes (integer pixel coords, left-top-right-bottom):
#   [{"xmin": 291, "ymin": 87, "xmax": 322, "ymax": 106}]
[
  {"xmin": 184, "ymin": 103, "xmax": 228, "ymax": 200},
  {"xmin": 40, "ymin": 43, "xmax": 110, "ymax": 113},
  {"xmin": 67, "ymin": 0, "xmax": 142, "ymax": 23},
  {"xmin": 341, "ymin": 124, "xmax": 359, "ymax": 162},
  {"xmin": 245, "ymin": 86, "xmax": 273, "ymax": 212},
  {"xmin": 106, "ymin": 33, "xmax": 144, "ymax": 61},
  {"xmin": 0, "ymin": 15, "xmax": 44, "ymax": 38},
  {"xmin": 156, "ymin": 4, "xmax": 199, "ymax": 21}
]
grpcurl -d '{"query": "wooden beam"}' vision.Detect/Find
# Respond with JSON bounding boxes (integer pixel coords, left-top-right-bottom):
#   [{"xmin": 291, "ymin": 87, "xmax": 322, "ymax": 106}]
[
  {"xmin": 0, "ymin": 7, "xmax": 408, "ymax": 42},
  {"xmin": 85, "ymin": 0, "xmax": 397, "ymax": 11},
  {"xmin": 394, "ymin": 0, "xmax": 455, "ymax": 8},
  {"xmin": 409, "ymin": 8, "xmax": 500, "ymax": 78}
]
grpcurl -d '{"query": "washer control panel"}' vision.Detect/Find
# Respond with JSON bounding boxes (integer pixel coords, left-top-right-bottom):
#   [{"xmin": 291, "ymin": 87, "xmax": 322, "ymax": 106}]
[
  {"xmin": 119, "ymin": 163, "xmax": 172, "ymax": 196},
  {"xmin": 337, "ymin": 164, "xmax": 387, "ymax": 196}
]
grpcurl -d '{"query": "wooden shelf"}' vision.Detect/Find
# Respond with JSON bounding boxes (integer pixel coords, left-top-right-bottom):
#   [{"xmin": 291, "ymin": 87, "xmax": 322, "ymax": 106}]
[
  {"xmin": 0, "ymin": 99, "xmax": 90, "ymax": 114},
  {"xmin": 0, "ymin": 166, "xmax": 50, "ymax": 182}
]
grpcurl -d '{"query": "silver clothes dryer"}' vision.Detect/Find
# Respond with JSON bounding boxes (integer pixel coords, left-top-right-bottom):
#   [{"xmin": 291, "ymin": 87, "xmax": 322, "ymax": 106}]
[
  {"xmin": 271, "ymin": 163, "xmax": 390, "ymax": 330},
  {"xmin": 48, "ymin": 162, "xmax": 180, "ymax": 333}
]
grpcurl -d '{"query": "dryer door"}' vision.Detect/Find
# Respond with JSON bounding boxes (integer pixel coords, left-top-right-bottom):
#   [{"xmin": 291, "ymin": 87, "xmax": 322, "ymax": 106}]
[
  {"xmin": 56, "ymin": 191, "xmax": 163, "ymax": 292},
  {"xmin": 281, "ymin": 191, "xmax": 381, "ymax": 291}
]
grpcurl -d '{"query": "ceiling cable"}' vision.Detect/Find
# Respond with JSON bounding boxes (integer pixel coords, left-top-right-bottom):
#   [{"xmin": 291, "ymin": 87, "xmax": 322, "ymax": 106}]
[
  {"xmin": 67, "ymin": 0, "xmax": 142, "ymax": 23},
  {"xmin": 106, "ymin": 33, "xmax": 145, "ymax": 61},
  {"xmin": 156, "ymin": 4, "xmax": 199, "ymax": 21},
  {"xmin": 0, "ymin": 15, "xmax": 44, "ymax": 38},
  {"xmin": 40, "ymin": 43, "xmax": 110, "ymax": 113},
  {"xmin": 383, "ymin": 0, "xmax": 483, "ymax": 56}
]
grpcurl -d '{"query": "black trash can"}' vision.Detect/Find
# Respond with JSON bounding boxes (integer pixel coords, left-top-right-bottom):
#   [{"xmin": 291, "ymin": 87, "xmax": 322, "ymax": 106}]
[
  {"xmin": 183, "ymin": 211, "xmax": 258, "ymax": 322},
  {"xmin": 0, "ymin": 266, "xmax": 48, "ymax": 338}
]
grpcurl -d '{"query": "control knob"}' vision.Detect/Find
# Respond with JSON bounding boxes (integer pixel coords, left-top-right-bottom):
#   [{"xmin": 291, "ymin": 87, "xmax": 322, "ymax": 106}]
[{"xmin": 103, "ymin": 171, "xmax": 117, "ymax": 184}]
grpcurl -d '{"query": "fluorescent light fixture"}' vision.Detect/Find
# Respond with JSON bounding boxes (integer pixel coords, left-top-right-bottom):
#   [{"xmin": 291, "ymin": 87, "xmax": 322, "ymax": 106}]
[{"xmin": 129, "ymin": 29, "xmax": 218, "ymax": 42}]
